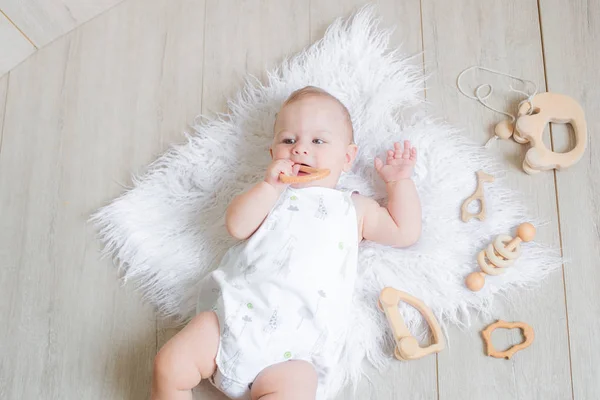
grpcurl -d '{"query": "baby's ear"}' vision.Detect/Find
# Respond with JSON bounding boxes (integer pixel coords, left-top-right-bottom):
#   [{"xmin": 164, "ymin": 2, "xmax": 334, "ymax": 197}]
[{"xmin": 343, "ymin": 143, "xmax": 358, "ymax": 172}]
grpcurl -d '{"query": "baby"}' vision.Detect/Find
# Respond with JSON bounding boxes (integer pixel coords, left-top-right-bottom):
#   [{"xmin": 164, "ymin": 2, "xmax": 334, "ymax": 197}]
[{"xmin": 151, "ymin": 86, "xmax": 422, "ymax": 400}]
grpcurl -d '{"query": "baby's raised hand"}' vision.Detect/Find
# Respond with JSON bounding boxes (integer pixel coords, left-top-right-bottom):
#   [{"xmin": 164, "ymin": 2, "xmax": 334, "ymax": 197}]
[
  {"xmin": 374, "ymin": 141, "xmax": 417, "ymax": 182},
  {"xmin": 265, "ymin": 159, "xmax": 300, "ymax": 191}
]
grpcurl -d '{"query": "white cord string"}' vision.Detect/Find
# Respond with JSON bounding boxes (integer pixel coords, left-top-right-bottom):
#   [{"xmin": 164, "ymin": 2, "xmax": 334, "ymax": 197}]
[{"xmin": 456, "ymin": 66, "xmax": 539, "ymax": 147}]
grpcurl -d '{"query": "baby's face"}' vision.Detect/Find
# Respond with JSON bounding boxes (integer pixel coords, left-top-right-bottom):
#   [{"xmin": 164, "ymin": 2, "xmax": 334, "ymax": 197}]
[{"xmin": 271, "ymin": 95, "xmax": 357, "ymax": 188}]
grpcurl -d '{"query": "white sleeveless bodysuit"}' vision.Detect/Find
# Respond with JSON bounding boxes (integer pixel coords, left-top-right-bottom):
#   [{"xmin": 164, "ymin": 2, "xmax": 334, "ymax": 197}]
[{"xmin": 196, "ymin": 186, "xmax": 358, "ymax": 399}]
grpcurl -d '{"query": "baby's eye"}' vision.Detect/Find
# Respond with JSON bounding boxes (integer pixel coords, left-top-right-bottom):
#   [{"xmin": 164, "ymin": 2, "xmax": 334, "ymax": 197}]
[
  {"xmin": 282, "ymin": 138, "xmax": 296, "ymax": 144},
  {"xmin": 313, "ymin": 138, "xmax": 325, "ymax": 144}
]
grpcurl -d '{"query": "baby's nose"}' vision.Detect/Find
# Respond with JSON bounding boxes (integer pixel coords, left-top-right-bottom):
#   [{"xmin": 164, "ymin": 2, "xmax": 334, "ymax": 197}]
[{"xmin": 292, "ymin": 146, "xmax": 308, "ymax": 155}]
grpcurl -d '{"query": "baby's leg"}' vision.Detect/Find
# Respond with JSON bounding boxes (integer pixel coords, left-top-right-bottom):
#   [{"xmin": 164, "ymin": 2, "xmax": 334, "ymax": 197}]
[
  {"xmin": 250, "ymin": 360, "xmax": 318, "ymax": 400},
  {"xmin": 151, "ymin": 311, "xmax": 220, "ymax": 400}
]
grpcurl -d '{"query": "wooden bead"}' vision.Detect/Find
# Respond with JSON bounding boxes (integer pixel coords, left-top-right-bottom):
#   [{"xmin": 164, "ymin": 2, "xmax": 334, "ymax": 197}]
[
  {"xmin": 494, "ymin": 120, "xmax": 514, "ymax": 140},
  {"xmin": 466, "ymin": 272, "xmax": 485, "ymax": 291},
  {"xmin": 516, "ymin": 223, "xmax": 536, "ymax": 242}
]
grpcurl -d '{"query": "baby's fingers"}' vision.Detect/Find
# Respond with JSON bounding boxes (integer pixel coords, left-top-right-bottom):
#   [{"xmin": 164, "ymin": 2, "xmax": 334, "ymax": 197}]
[
  {"xmin": 402, "ymin": 140, "xmax": 411, "ymax": 159},
  {"xmin": 387, "ymin": 149, "xmax": 395, "ymax": 162},
  {"xmin": 273, "ymin": 160, "xmax": 293, "ymax": 178},
  {"xmin": 374, "ymin": 157, "xmax": 384, "ymax": 172},
  {"xmin": 393, "ymin": 142, "xmax": 403, "ymax": 159},
  {"xmin": 280, "ymin": 162, "xmax": 297, "ymax": 178}
]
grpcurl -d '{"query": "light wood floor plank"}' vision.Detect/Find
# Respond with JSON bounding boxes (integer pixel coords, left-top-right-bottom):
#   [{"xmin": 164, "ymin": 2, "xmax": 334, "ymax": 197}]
[
  {"xmin": 0, "ymin": 0, "xmax": 125, "ymax": 48},
  {"xmin": 309, "ymin": 0, "xmax": 422, "ymax": 56},
  {"xmin": 200, "ymin": 0, "xmax": 310, "ymax": 115},
  {"xmin": 0, "ymin": 73, "xmax": 7, "ymax": 146},
  {"xmin": 421, "ymin": 0, "xmax": 572, "ymax": 398},
  {"xmin": 0, "ymin": 11, "xmax": 36, "ymax": 76},
  {"xmin": 539, "ymin": 0, "xmax": 600, "ymax": 398},
  {"xmin": 310, "ymin": 1, "xmax": 436, "ymax": 399},
  {"xmin": 0, "ymin": 34, "xmax": 157, "ymax": 400},
  {"xmin": 0, "ymin": 0, "xmax": 205, "ymax": 399}
]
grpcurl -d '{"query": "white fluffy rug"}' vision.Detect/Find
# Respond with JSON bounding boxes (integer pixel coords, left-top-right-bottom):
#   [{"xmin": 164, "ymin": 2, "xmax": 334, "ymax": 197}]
[{"xmin": 93, "ymin": 6, "xmax": 562, "ymax": 398}]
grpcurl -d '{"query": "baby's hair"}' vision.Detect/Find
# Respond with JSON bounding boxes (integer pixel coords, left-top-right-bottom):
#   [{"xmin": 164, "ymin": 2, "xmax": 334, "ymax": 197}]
[{"xmin": 278, "ymin": 86, "xmax": 354, "ymax": 143}]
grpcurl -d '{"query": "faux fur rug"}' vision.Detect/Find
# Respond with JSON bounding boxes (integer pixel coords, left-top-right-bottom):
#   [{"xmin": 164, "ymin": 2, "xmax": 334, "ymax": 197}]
[{"xmin": 93, "ymin": 6, "xmax": 562, "ymax": 398}]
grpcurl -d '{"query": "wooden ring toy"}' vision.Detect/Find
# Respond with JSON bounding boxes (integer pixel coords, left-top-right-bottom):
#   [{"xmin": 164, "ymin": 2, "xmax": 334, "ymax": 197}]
[
  {"xmin": 478, "ymin": 234, "xmax": 521, "ymax": 274},
  {"xmin": 493, "ymin": 235, "xmax": 522, "ymax": 260},
  {"xmin": 467, "ymin": 223, "xmax": 536, "ymax": 291},
  {"xmin": 377, "ymin": 287, "xmax": 445, "ymax": 361},
  {"xmin": 279, "ymin": 165, "xmax": 330, "ymax": 184},
  {"xmin": 477, "ymin": 224, "xmax": 535, "ymax": 275},
  {"xmin": 461, "ymin": 171, "xmax": 494, "ymax": 222},
  {"xmin": 478, "ymin": 236, "xmax": 516, "ymax": 275},
  {"xmin": 477, "ymin": 247, "xmax": 507, "ymax": 275},
  {"xmin": 481, "ymin": 320, "xmax": 535, "ymax": 359},
  {"xmin": 497, "ymin": 92, "xmax": 588, "ymax": 174}
]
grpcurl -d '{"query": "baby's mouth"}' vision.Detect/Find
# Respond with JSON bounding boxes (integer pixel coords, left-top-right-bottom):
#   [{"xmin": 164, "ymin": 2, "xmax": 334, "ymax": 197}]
[{"xmin": 296, "ymin": 163, "xmax": 312, "ymax": 176}]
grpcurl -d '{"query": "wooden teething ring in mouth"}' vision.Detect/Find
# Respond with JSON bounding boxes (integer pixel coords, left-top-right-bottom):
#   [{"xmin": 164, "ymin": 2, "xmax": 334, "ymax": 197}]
[{"xmin": 279, "ymin": 165, "xmax": 330, "ymax": 184}]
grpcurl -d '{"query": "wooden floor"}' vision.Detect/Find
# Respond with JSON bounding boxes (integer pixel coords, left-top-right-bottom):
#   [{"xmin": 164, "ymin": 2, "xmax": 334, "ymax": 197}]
[
  {"xmin": 0, "ymin": 0, "xmax": 598, "ymax": 399},
  {"xmin": 0, "ymin": 0, "xmax": 127, "ymax": 75}
]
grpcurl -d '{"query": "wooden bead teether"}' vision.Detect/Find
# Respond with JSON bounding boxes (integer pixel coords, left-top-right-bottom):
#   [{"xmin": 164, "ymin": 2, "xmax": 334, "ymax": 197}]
[{"xmin": 466, "ymin": 223, "xmax": 536, "ymax": 291}]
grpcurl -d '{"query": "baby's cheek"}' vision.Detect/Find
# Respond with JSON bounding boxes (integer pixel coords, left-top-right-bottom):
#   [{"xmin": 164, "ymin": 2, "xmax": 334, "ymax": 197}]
[{"xmin": 272, "ymin": 147, "xmax": 288, "ymax": 159}]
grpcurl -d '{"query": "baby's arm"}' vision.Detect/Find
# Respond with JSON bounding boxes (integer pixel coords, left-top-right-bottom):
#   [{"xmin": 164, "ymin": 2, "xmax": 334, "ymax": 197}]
[
  {"xmin": 225, "ymin": 181, "xmax": 281, "ymax": 240},
  {"xmin": 356, "ymin": 141, "xmax": 422, "ymax": 247},
  {"xmin": 225, "ymin": 159, "xmax": 298, "ymax": 240}
]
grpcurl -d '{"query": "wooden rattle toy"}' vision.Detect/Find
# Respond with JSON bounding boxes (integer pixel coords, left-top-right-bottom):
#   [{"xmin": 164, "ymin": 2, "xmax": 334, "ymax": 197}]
[
  {"xmin": 461, "ymin": 170, "xmax": 494, "ymax": 222},
  {"xmin": 494, "ymin": 92, "xmax": 588, "ymax": 174},
  {"xmin": 377, "ymin": 287, "xmax": 445, "ymax": 360},
  {"xmin": 279, "ymin": 165, "xmax": 330, "ymax": 184},
  {"xmin": 481, "ymin": 320, "xmax": 535, "ymax": 359},
  {"xmin": 465, "ymin": 222, "xmax": 536, "ymax": 291}
]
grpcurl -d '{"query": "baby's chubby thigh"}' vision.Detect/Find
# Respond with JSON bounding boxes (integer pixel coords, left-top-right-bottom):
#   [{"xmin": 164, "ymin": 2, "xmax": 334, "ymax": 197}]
[
  {"xmin": 152, "ymin": 311, "xmax": 220, "ymax": 399},
  {"xmin": 250, "ymin": 360, "xmax": 318, "ymax": 400}
]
